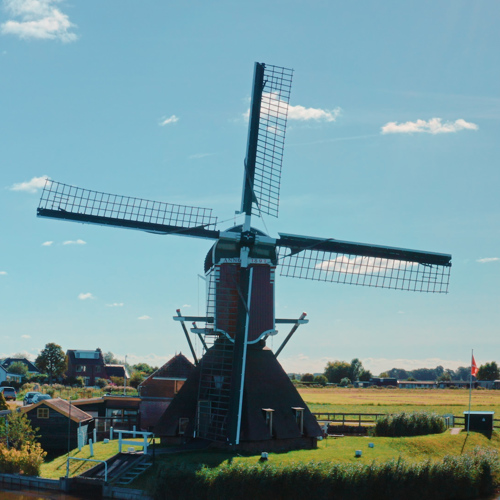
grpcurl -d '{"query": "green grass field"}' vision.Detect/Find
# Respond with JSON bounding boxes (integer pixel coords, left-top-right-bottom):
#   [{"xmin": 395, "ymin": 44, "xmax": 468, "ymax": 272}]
[{"xmin": 39, "ymin": 387, "xmax": 500, "ymax": 492}]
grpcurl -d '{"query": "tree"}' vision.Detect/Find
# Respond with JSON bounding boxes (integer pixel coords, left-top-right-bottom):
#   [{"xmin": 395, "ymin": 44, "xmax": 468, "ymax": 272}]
[
  {"xmin": 314, "ymin": 375, "xmax": 328, "ymax": 386},
  {"xmin": 8, "ymin": 362, "xmax": 28, "ymax": 377},
  {"xmin": 129, "ymin": 371, "xmax": 145, "ymax": 388},
  {"xmin": 104, "ymin": 351, "xmax": 122, "ymax": 364},
  {"xmin": 339, "ymin": 377, "xmax": 351, "ymax": 387},
  {"xmin": 133, "ymin": 363, "xmax": 157, "ymax": 376},
  {"xmin": 387, "ymin": 368, "xmax": 409, "ymax": 380},
  {"xmin": 324, "ymin": 361, "xmax": 350, "ymax": 384},
  {"xmin": 35, "ymin": 343, "xmax": 67, "ymax": 384},
  {"xmin": 301, "ymin": 373, "xmax": 314, "ymax": 382},
  {"xmin": 359, "ymin": 369, "xmax": 372, "ymax": 382},
  {"xmin": 0, "ymin": 412, "xmax": 38, "ymax": 449},
  {"xmin": 348, "ymin": 358, "xmax": 364, "ymax": 382},
  {"xmin": 0, "ymin": 393, "xmax": 8, "ymax": 411},
  {"xmin": 477, "ymin": 361, "xmax": 500, "ymax": 381},
  {"xmin": 437, "ymin": 372, "xmax": 452, "ymax": 382}
]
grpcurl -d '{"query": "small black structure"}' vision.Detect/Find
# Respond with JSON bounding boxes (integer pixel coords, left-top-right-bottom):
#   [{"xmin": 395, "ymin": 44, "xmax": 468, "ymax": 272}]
[
  {"xmin": 463, "ymin": 411, "xmax": 495, "ymax": 432},
  {"xmin": 21, "ymin": 398, "xmax": 93, "ymax": 451}
]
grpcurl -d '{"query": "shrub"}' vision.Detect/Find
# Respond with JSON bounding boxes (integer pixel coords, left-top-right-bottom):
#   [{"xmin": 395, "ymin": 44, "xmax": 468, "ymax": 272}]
[
  {"xmin": 339, "ymin": 377, "xmax": 351, "ymax": 387},
  {"xmin": 110, "ymin": 376, "xmax": 124, "ymax": 386},
  {"xmin": 0, "ymin": 443, "xmax": 46, "ymax": 476},
  {"xmin": 375, "ymin": 411, "xmax": 446, "ymax": 437},
  {"xmin": 95, "ymin": 378, "xmax": 109, "ymax": 389},
  {"xmin": 313, "ymin": 375, "xmax": 328, "ymax": 386}
]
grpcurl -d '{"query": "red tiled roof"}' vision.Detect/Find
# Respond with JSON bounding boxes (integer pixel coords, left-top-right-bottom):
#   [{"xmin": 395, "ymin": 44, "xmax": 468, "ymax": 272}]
[{"xmin": 140, "ymin": 353, "xmax": 194, "ymax": 389}]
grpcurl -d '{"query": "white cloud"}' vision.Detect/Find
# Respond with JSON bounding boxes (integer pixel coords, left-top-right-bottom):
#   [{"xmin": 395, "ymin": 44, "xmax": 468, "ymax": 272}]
[
  {"xmin": 243, "ymin": 96, "xmax": 341, "ymax": 124},
  {"xmin": 9, "ymin": 175, "xmax": 48, "ymax": 193},
  {"xmin": 63, "ymin": 239, "xmax": 86, "ymax": 245},
  {"xmin": 78, "ymin": 292, "xmax": 94, "ymax": 300},
  {"xmin": 188, "ymin": 153, "xmax": 213, "ymax": 160},
  {"xmin": 288, "ymin": 104, "xmax": 341, "ymax": 122},
  {"xmin": 159, "ymin": 115, "xmax": 179, "ymax": 126},
  {"xmin": 138, "ymin": 315, "xmax": 151, "ymax": 320},
  {"xmin": 0, "ymin": 271, "xmax": 7, "ymax": 275},
  {"xmin": 21, "ymin": 334, "xmax": 31, "ymax": 339},
  {"xmin": 106, "ymin": 303, "xmax": 124, "ymax": 307},
  {"xmin": 477, "ymin": 257, "xmax": 499, "ymax": 263},
  {"xmin": 315, "ymin": 255, "xmax": 417, "ymax": 276},
  {"xmin": 182, "ymin": 304, "xmax": 191, "ymax": 308},
  {"xmin": 381, "ymin": 118, "xmax": 478, "ymax": 135},
  {"xmin": 1, "ymin": 0, "xmax": 78, "ymax": 42},
  {"xmin": 41, "ymin": 241, "xmax": 53, "ymax": 246}
]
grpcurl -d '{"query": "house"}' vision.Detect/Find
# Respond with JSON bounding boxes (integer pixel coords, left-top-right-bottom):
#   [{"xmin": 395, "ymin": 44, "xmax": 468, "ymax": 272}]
[
  {"xmin": 398, "ymin": 380, "xmax": 437, "ymax": 389},
  {"xmin": 0, "ymin": 365, "xmax": 22, "ymax": 385},
  {"xmin": 20, "ymin": 398, "xmax": 94, "ymax": 451},
  {"xmin": 437, "ymin": 380, "xmax": 478, "ymax": 389},
  {"xmin": 370, "ymin": 377, "xmax": 398, "ymax": 387},
  {"xmin": 1, "ymin": 357, "xmax": 40, "ymax": 376},
  {"xmin": 105, "ymin": 364, "xmax": 129, "ymax": 382},
  {"xmin": 138, "ymin": 353, "xmax": 195, "ymax": 431},
  {"xmin": 66, "ymin": 349, "xmax": 107, "ymax": 386}
]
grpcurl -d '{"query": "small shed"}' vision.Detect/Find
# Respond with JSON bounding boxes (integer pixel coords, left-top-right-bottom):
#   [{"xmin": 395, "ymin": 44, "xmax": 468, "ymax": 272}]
[
  {"xmin": 463, "ymin": 411, "xmax": 495, "ymax": 432},
  {"xmin": 72, "ymin": 395, "xmax": 141, "ymax": 437},
  {"xmin": 21, "ymin": 398, "xmax": 93, "ymax": 451}
]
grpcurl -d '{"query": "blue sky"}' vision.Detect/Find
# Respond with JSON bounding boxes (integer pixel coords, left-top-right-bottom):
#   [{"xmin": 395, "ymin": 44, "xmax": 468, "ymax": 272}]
[{"xmin": 1, "ymin": 1, "xmax": 498, "ymax": 375}]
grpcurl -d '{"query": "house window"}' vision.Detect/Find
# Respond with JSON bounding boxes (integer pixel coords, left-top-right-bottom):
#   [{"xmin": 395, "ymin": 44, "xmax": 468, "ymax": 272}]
[
  {"xmin": 37, "ymin": 408, "xmax": 49, "ymax": 419},
  {"xmin": 95, "ymin": 366, "xmax": 101, "ymax": 373},
  {"xmin": 179, "ymin": 418, "xmax": 189, "ymax": 435},
  {"xmin": 76, "ymin": 365, "xmax": 86, "ymax": 373}
]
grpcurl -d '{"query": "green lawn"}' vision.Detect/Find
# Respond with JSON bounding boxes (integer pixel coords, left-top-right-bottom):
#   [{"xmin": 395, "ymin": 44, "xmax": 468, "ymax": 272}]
[
  {"xmin": 129, "ymin": 430, "xmax": 500, "ymax": 491},
  {"xmin": 40, "ymin": 438, "xmax": 150, "ymax": 479},
  {"xmin": 40, "ymin": 387, "xmax": 500, "ymax": 489}
]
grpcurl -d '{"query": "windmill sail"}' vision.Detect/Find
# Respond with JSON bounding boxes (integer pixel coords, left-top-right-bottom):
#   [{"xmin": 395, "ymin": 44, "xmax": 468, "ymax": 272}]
[
  {"xmin": 241, "ymin": 63, "xmax": 293, "ymax": 219},
  {"xmin": 276, "ymin": 233, "xmax": 451, "ymax": 293},
  {"xmin": 37, "ymin": 179, "xmax": 219, "ymax": 239}
]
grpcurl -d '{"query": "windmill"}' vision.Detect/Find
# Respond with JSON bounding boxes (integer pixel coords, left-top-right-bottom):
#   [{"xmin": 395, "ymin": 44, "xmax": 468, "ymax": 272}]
[{"xmin": 37, "ymin": 62, "xmax": 452, "ymax": 450}]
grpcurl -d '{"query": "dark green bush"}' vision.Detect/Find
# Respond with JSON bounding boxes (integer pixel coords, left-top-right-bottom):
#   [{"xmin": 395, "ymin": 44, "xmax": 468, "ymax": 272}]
[
  {"xmin": 149, "ymin": 447, "xmax": 499, "ymax": 500},
  {"xmin": 374, "ymin": 411, "xmax": 446, "ymax": 437}
]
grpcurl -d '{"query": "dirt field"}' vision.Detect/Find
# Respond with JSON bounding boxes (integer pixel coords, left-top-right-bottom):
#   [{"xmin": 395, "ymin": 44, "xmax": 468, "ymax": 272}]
[{"xmin": 297, "ymin": 387, "xmax": 500, "ymax": 416}]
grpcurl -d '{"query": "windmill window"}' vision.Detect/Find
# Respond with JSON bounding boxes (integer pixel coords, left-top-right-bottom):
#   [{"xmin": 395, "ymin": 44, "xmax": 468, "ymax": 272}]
[
  {"xmin": 292, "ymin": 407, "xmax": 304, "ymax": 435},
  {"xmin": 179, "ymin": 418, "xmax": 189, "ymax": 435},
  {"xmin": 37, "ymin": 408, "xmax": 49, "ymax": 419},
  {"xmin": 262, "ymin": 408, "xmax": 274, "ymax": 437}
]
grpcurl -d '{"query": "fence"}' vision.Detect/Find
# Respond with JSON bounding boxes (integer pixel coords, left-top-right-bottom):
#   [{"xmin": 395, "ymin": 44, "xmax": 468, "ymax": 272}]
[
  {"xmin": 313, "ymin": 412, "xmax": 500, "ymax": 430},
  {"xmin": 313, "ymin": 412, "xmax": 385, "ymax": 427}
]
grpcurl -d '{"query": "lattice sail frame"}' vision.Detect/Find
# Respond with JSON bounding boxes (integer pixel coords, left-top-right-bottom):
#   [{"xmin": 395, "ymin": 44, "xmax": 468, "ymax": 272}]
[
  {"xmin": 38, "ymin": 180, "xmax": 218, "ymax": 230},
  {"xmin": 253, "ymin": 64, "xmax": 293, "ymax": 218},
  {"xmin": 277, "ymin": 247, "xmax": 451, "ymax": 293}
]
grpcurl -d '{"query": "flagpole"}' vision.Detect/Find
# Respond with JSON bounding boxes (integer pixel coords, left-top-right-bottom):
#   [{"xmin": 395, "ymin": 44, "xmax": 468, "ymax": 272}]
[{"xmin": 467, "ymin": 349, "xmax": 473, "ymax": 436}]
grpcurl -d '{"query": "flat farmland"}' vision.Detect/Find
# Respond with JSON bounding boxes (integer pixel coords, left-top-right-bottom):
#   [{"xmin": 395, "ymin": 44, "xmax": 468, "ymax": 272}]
[{"xmin": 298, "ymin": 387, "xmax": 500, "ymax": 416}]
